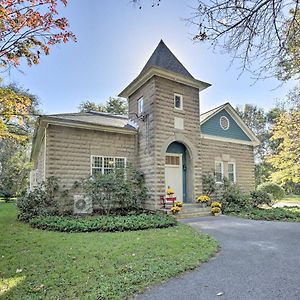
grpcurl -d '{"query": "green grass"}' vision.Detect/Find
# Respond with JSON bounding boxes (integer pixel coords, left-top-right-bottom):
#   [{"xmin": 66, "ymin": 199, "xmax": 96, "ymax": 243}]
[
  {"xmin": 0, "ymin": 203, "xmax": 218, "ymax": 299},
  {"xmin": 229, "ymin": 206, "xmax": 300, "ymax": 222},
  {"xmin": 277, "ymin": 194, "xmax": 300, "ymax": 203}
]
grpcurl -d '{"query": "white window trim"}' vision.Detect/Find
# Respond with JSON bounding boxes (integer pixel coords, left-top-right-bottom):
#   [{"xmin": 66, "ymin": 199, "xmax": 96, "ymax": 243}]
[
  {"xmin": 137, "ymin": 97, "xmax": 144, "ymax": 115},
  {"xmin": 90, "ymin": 156, "xmax": 127, "ymax": 176},
  {"xmin": 215, "ymin": 161, "xmax": 224, "ymax": 183},
  {"xmin": 220, "ymin": 115, "xmax": 230, "ymax": 130},
  {"xmin": 228, "ymin": 162, "xmax": 236, "ymax": 183},
  {"xmin": 174, "ymin": 93, "xmax": 183, "ymax": 110}
]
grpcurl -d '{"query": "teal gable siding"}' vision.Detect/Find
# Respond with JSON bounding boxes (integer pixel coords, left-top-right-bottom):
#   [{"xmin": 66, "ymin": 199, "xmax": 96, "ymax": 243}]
[{"xmin": 201, "ymin": 109, "xmax": 251, "ymax": 141}]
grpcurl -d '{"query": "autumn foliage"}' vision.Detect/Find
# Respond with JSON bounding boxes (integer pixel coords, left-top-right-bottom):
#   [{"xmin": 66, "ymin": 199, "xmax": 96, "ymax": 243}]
[{"xmin": 0, "ymin": 0, "xmax": 75, "ymax": 68}]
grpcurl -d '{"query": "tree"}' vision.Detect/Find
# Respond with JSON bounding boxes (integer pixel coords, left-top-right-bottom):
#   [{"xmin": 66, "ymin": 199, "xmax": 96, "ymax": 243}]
[
  {"xmin": 0, "ymin": 84, "xmax": 39, "ymax": 199},
  {"xmin": 188, "ymin": 0, "xmax": 300, "ymax": 78},
  {"xmin": 267, "ymin": 108, "xmax": 300, "ymax": 184},
  {"xmin": 0, "ymin": 139, "xmax": 31, "ymax": 199},
  {"xmin": 276, "ymin": 9, "xmax": 300, "ymax": 81},
  {"xmin": 0, "ymin": 0, "xmax": 75, "ymax": 69},
  {"xmin": 79, "ymin": 97, "xmax": 128, "ymax": 115},
  {"xmin": 0, "ymin": 83, "xmax": 39, "ymax": 141},
  {"xmin": 236, "ymin": 104, "xmax": 268, "ymax": 161}
]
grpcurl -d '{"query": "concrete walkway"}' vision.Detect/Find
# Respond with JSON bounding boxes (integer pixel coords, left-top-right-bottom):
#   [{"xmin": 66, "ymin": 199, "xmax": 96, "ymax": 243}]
[{"xmin": 136, "ymin": 215, "xmax": 300, "ymax": 300}]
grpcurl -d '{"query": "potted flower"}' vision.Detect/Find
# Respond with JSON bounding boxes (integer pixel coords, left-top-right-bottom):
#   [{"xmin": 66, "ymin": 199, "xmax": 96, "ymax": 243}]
[
  {"xmin": 196, "ymin": 195, "xmax": 210, "ymax": 207},
  {"xmin": 211, "ymin": 201, "xmax": 222, "ymax": 216},
  {"xmin": 166, "ymin": 187, "xmax": 175, "ymax": 196},
  {"xmin": 170, "ymin": 206, "xmax": 181, "ymax": 214},
  {"xmin": 175, "ymin": 201, "xmax": 183, "ymax": 208}
]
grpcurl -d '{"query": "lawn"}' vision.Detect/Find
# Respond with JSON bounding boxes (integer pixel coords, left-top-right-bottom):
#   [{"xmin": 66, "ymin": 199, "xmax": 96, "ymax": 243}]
[
  {"xmin": 278, "ymin": 194, "xmax": 300, "ymax": 203},
  {"xmin": 0, "ymin": 203, "xmax": 218, "ymax": 299}
]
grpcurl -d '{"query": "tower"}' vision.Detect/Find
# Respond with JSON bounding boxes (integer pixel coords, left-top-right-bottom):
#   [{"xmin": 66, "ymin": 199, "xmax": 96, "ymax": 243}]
[{"xmin": 119, "ymin": 40, "xmax": 210, "ymax": 209}]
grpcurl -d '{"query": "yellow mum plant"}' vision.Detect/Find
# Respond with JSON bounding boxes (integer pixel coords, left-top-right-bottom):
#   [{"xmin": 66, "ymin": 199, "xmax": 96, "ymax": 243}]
[
  {"xmin": 166, "ymin": 187, "xmax": 175, "ymax": 196},
  {"xmin": 211, "ymin": 207, "xmax": 221, "ymax": 215},
  {"xmin": 175, "ymin": 201, "xmax": 183, "ymax": 207},
  {"xmin": 170, "ymin": 206, "xmax": 181, "ymax": 214},
  {"xmin": 211, "ymin": 201, "xmax": 222, "ymax": 208},
  {"xmin": 196, "ymin": 195, "xmax": 210, "ymax": 203}
]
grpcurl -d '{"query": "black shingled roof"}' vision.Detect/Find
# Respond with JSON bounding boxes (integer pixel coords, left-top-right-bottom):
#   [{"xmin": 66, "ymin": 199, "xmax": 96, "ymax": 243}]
[{"xmin": 140, "ymin": 40, "xmax": 194, "ymax": 79}]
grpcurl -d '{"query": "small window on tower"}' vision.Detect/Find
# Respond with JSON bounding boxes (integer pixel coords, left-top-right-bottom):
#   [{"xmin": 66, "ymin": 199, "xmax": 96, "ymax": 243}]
[
  {"xmin": 174, "ymin": 94, "xmax": 183, "ymax": 110},
  {"xmin": 138, "ymin": 97, "xmax": 144, "ymax": 115}
]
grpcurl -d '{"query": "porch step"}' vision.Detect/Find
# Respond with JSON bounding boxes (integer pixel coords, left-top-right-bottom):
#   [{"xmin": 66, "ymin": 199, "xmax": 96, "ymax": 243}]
[{"xmin": 159, "ymin": 204, "xmax": 211, "ymax": 219}]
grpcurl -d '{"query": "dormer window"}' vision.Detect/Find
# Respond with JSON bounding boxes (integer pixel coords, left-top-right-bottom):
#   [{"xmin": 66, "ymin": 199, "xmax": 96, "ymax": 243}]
[
  {"xmin": 174, "ymin": 94, "xmax": 183, "ymax": 110},
  {"xmin": 138, "ymin": 97, "xmax": 144, "ymax": 115}
]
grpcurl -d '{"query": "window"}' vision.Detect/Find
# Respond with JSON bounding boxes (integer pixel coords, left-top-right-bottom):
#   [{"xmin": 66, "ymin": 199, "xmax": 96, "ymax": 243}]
[
  {"xmin": 165, "ymin": 155, "xmax": 180, "ymax": 165},
  {"xmin": 91, "ymin": 156, "xmax": 126, "ymax": 176},
  {"xmin": 215, "ymin": 161, "xmax": 224, "ymax": 183},
  {"xmin": 138, "ymin": 97, "xmax": 144, "ymax": 115},
  {"xmin": 228, "ymin": 162, "xmax": 236, "ymax": 182},
  {"xmin": 174, "ymin": 94, "xmax": 183, "ymax": 110},
  {"xmin": 220, "ymin": 116, "xmax": 230, "ymax": 130}
]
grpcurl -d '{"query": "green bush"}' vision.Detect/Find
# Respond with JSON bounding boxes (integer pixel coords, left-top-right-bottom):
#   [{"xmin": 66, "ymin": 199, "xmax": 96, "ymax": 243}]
[
  {"xmin": 82, "ymin": 168, "xmax": 148, "ymax": 215},
  {"xmin": 17, "ymin": 177, "xmax": 59, "ymax": 222},
  {"xmin": 257, "ymin": 182, "xmax": 285, "ymax": 200},
  {"xmin": 29, "ymin": 213, "xmax": 177, "ymax": 232},
  {"xmin": 250, "ymin": 190, "xmax": 273, "ymax": 207},
  {"xmin": 219, "ymin": 179, "xmax": 251, "ymax": 212},
  {"xmin": 202, "ymin": 172, "xmax": 216, "ymax": 196},
  {"xmin": 229, "ymin": 207, "xmax": 300, "ymax": 222}
]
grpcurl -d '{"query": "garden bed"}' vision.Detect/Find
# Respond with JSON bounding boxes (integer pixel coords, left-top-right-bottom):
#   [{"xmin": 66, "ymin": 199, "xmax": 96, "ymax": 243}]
[{"xmin": 228, "ymin": 206, "xmax": 300, "ymax": 222}]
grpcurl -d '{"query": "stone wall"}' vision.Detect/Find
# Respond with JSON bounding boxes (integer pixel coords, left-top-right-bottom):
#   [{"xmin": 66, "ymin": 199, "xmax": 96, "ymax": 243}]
[
  {"xmin": 46, "ymin": 125, "xmax": 137, "ymax": 190},
  {"xmin": 200, "ymin": 137, "xmax": 255, "ymax": 193},
  {"xmin": 128, "ymin": 76, "xmax": 203, "ymax": 208}
]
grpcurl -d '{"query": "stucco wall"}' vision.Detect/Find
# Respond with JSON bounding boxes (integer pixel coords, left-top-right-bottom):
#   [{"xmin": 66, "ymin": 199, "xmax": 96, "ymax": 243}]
[{"xmin": 200, "ymin": 137, "xmax": 255, "ymax": 193}]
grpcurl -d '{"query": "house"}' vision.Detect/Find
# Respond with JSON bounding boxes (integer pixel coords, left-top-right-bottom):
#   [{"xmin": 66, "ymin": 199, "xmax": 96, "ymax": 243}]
[{"xmin": 30, "ymin": 40, "xmax": 259, "ymax": 210}]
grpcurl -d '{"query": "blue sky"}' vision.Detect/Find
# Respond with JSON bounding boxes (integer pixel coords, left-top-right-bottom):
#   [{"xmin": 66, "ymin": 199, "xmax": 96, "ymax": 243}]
[{"xmin": 2, "ymin": 0, "xmax": 296, "ymax": 114}]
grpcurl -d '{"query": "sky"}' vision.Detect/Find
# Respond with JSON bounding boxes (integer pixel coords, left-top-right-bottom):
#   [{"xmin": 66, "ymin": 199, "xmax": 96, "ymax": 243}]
[{"xmin": 2, "ymin": 0, "xmax": 296, "ymax": 115}]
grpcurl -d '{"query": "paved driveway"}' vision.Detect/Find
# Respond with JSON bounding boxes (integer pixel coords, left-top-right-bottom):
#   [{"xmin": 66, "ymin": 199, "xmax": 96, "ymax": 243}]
[{"xmin": 136, "ymin": 216, "xmax": 300, "ymax": 300}]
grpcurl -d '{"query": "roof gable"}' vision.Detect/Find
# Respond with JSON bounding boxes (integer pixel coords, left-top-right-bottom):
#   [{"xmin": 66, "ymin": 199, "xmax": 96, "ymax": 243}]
[
  {"xmin": 200, "ymin": 103, "xmax": 260, "ymax": 145},
  {"xmin": 140, "ymin": 40, "xmax": 194, "ymax": 79}
]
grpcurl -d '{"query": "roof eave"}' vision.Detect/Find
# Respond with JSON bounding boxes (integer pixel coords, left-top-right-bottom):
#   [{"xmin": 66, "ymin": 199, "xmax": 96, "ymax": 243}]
[{"xmin": 119, "ymin": 66, "xmax": 211, "ymax": 98}]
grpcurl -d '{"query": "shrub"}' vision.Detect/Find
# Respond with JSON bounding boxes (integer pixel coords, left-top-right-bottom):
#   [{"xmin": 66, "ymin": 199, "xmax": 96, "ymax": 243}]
[
  {"xmin": 17, "ymin": 177, "xmax": 59, "ymax": 222},
  {"xmin": 219, "ymin": 179, "xmax": 251, "ymax": 212},
  {"xmin": 29, "ymin": 214, "xmax": 177, "ymax": 232},
  {"xmin": 229, "ymin": 207, "xmax": 300, "ymax": 222},
  {"xmin": 82, "ymin": 168, "xmax": 148, "ymax": 215},
  {"xmin": 257, "ymin": 182, "xmax": 285, "ymax": 200},
  {"xmin": 250, "ymin": 190, "xmax": 273, "ymax": 207},
  {"xmin": 202, "ymin": 172, "xmax": 216, "ymax": 196}
]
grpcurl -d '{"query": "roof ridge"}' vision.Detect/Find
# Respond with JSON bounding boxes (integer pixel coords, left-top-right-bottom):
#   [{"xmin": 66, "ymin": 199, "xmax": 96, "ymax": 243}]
[{"xmin": 200, "ymin": 102, "xmax": 228, "ymax": 116}]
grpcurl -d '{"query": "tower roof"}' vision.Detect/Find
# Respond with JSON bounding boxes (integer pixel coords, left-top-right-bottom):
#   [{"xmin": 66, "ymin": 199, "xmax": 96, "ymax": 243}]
[{"xmin": 140, "ymin": 40, "xmax": 194, "ymax": 79}]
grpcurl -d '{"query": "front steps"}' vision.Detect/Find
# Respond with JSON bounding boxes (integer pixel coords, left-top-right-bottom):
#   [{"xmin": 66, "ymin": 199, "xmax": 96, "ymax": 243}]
[{"xmin": 160, "ymin": 203, "xmax": 211, "ymax": 219}]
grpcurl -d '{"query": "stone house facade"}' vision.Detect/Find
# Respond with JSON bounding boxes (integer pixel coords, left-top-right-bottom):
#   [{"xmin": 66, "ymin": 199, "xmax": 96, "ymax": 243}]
[{"xmin": 30, "ymin": 40, "xmax": 260, "ymax": 210}]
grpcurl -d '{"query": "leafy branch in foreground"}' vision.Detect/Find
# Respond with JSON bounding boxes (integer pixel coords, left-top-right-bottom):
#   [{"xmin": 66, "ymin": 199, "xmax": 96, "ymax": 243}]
[{"xmin": 0, "ymin": 0, "xmax": 75, "ymax": 70}]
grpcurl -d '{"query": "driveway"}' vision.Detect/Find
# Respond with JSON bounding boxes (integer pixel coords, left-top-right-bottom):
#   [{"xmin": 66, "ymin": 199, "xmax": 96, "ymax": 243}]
[{"xmin": 136, "ymin": 215, "xmax": 300, "ymax": 300}]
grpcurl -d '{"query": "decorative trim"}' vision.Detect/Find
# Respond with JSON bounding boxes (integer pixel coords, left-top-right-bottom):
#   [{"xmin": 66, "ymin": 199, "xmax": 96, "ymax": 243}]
[
  {"xmin": 201, "ymin": 133, "xmax": 259, "ymax": 146},
  {"xmin": 220, "ymin": 115, "xmax": 230, "ymax": 130},
  {"xmin": 119, "ymin": 66, "xmax": 211, "ymax": 98}
]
